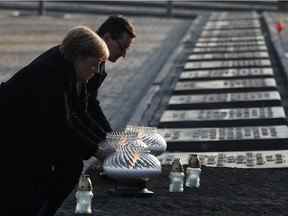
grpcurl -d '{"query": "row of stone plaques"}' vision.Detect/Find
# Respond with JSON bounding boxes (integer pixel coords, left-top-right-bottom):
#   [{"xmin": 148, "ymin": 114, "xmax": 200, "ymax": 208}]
[
  {"xmin": 159, "ymin": 106, "xmax": 286, "ymax": 128},
  {"xmin": 157, "ymin": 150, "xmax": 288, "ymax": 168},
  {"xmin": 157, "ymin": 13, "xmax": 288, "ymax": 153},
  {"xmin": 188, "ymin": 52, "xmax": 269, "ymax": 61},
  {"xmin": 180, "ymin": 68, "xmax": 273, "ymax": 80},
  {"xmin": 158, "ymin": 125, "xmax": 288, "ymax": 151},
  {"xmin": 198, "ymin": 36, "xmax": 264, "ymax": 42},
  {"xmin": 192, "ymin": 46, "xmax": 267, "ymax": 53},
  {"xmin": 184, "ymin": 59, "xmax": 271, "ymax": 70},
  {"xmin": 167, "ymin": 91, "xmax": 281, "ymax": 109}
]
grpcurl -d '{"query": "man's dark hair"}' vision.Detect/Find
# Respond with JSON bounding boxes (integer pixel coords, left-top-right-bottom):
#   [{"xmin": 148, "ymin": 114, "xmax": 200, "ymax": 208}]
[{"xmin": 97, "ymin": 15, "xmax": 136, "ymax": 40}]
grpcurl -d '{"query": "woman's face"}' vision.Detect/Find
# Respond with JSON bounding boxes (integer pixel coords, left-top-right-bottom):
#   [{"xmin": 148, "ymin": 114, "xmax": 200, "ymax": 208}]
[{"xmin": 74, "ymin": 56, "xmax": 106, "ymax": 82}]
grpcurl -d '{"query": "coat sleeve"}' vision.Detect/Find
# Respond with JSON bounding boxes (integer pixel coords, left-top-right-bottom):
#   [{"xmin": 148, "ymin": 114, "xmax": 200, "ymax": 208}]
[
  {"xmin": 87, "ymin": 63, "xmax": 112, "ymax": 133},
  {"xmin": 87, "ymin": 94, "xmax": 112, "ymax": 133},
  {"xmin": 63, "ymin": 93, "xmax": 105, "ymax": 159}
]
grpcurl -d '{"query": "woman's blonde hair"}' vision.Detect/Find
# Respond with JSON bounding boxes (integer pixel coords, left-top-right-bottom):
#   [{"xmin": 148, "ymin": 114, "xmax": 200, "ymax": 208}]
[{"xmin": 61, "ymin": 25, "xmax": 109, "ymax": 62}]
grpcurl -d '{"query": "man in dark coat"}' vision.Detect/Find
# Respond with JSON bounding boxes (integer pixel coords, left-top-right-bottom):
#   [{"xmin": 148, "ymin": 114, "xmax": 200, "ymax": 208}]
[
  {"xmin": 87, "ymin": 15, "xmax": 136, "ymax": 133},
  {"xmin": 1, "ymin": 26, "xmax": 109, "ymax": 216}
]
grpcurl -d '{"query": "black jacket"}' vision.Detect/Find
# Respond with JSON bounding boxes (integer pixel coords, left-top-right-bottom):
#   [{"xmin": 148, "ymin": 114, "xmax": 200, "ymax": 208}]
[
  {"xmin": 87, "ymin": 62, "xmax": 112, "ymax": 132},
  {"xmin": 0, "ymin": 46, "xmax": 110, "ymax": 167}
]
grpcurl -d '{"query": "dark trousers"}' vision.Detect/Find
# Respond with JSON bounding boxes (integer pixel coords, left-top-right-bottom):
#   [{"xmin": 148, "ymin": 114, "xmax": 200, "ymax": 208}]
[
  {"xmin": 4, "ymin": 158, "xmax": 83, "ymax": 216},
  {"xmin": 38, "ymin": 159, "xmax": 83, "ymax": 216}
]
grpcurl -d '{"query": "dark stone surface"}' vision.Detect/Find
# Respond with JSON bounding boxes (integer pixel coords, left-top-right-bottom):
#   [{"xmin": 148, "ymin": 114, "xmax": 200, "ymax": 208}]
[{"xmin": 56, "ymin": 164, "xmax": 288, "ymax": 216}]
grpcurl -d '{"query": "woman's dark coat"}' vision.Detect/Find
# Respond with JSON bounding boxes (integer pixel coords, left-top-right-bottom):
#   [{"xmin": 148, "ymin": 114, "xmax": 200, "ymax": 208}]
[
  {"xmin": 1, "ymin": 45, "xmax": 113, "ymax": 214},
  {"xmin": 1, "ymin": 45, "xmax": 110, "ymax": 164}
]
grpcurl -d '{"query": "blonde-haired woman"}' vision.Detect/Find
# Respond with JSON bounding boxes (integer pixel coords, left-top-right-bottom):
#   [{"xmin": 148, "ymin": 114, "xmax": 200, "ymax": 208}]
[{"xmin": 1, "ymin": 26, "xmax": 109, "ymax": 216}]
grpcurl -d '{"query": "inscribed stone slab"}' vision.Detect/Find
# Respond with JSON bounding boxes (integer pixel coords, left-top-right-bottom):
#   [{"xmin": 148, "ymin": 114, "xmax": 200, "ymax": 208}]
[
  {"xmin": 168, "ymin": 91, "xmax": 281, "ymax": 105},
  {"xmin": 192, "ymin": 46, "xmax": 267, "ymax": 53},
  {"xmin": 198, "ymin": 36, "xmax": 264, "ymax": 42},
  {"xmin": 159, "ymin": 107, "xmax": 286, "ymax": 127},
  {"xmin": 188, "ymin": 52, "xmax": 269, "ymax": 60},
  {"xmin": 174, "ymin": 78, "xmax": 276, "ymax": 93},
  {"xmin": 195, "ymin": 41, "xmax": 265, "ymax": 47},
  {"xmin": 180, "ymin": 68, "xmax": 273, "ymax": 79},
  {"xmin": 184, "ymin": 59, "xmax": 271, "ymax": 69}
]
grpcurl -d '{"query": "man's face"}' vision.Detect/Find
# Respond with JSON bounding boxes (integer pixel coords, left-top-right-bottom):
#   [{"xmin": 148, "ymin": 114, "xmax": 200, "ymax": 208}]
[{"xmin": 104, "ymin": 32, "xmax": 133, "ymax": 62}]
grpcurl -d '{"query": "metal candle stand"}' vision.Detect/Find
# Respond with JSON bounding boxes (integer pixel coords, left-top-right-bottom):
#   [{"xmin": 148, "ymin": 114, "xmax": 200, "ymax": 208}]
[{"xmin": 102, "ymin": 126, "xmax": 167, "ymax": 196}]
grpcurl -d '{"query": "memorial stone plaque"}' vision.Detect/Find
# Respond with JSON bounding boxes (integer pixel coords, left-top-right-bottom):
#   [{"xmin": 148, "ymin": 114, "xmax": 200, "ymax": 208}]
[
  {"xmin": 158, "ymin": 151, "xmax": 288, "ymax": 168},
  {"xmin": 195, "ymin": 41, "xmax": 265, "ymax": 47},
  {"xmin": 158, "ymin": 125, "xmax": 288, "ymax": 151},
  {"xmin": 180, "ymin": 68, "xmax": 274, "ymax": 80},
  {"xmin": 201, "ymin": 29, "xmax": 261, "ymax": 37},
  {"xmin": 159, "ymin": 126, "xmax": 288, "ymax": 141},
  {"xmin": 168, "ymin": 91, "xmax": 281, "ymax": 109},
  {"xmin": 209, "ymin": 12, "xmax": 259, "ymax": 20},
  {"xmin": 204, "ymin": 20, "xmax": 260, "ymax": 29},
  {"xmin": 198, "ymin": 36, "xmax": 264, "ymax": 42},
  {"xmin": 192, "ymin": 45, "xmax": 267, "ymax": 53},
  {"xmin": 184, "ymin": 59, "xmax": 271, "ymax": 70},
  {"xmin": 188, "ymin": 52, "xmax": 269, "ymax": 60},
  {"xmin": 159, "ymin": 107, "xmax": 286, "ymax": 127},
  {"xmin": 174, "ymin": 78, "xmax": 276, "ymax": 93}
]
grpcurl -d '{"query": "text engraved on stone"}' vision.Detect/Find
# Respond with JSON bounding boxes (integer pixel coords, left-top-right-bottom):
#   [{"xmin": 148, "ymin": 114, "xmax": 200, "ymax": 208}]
[
  {"xmin": 159, "ymin": 126, "xmax": 288, "ymax": 142},
  {"xmin": 160, "ymin": 107, "xmax": 285, "ymax": 122},
  {"xmin": 195, "ymin": 41, "xmax": 265, "ymax": 47},
  {"xmin": 175, "ymin": 78, "xmax": 276, "ymax": 91},
  {"xmin": 169, "ymin": 91, "xmax": 281, "ymax": 105},
  {"xmin": 188, "ymin": 52, "xmax": 269, "ymax": 60},
  {"xmin": 184, "ymin": 59, "xmax": 271, "ymax": 69},
  {"xmin": 193, "ymin": 46, "xmax": 267, "ymax": 53},
  {"xmin": 180, "ymin": 68, "xmax": 273, "ymax": 79},
  {"xmin": 198, "ymin": 36, "xmax": 264, "ymax": 42}
]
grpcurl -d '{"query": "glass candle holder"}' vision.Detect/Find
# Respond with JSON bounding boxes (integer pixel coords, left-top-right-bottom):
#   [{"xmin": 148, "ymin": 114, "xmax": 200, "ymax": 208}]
[
  {"xmin": 75, "ymin": 175, "xmax": 93, "ymax": 214},
  {"xmin": 185, "ymin": 167, "xmax": 201, "ymax": 188}
]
